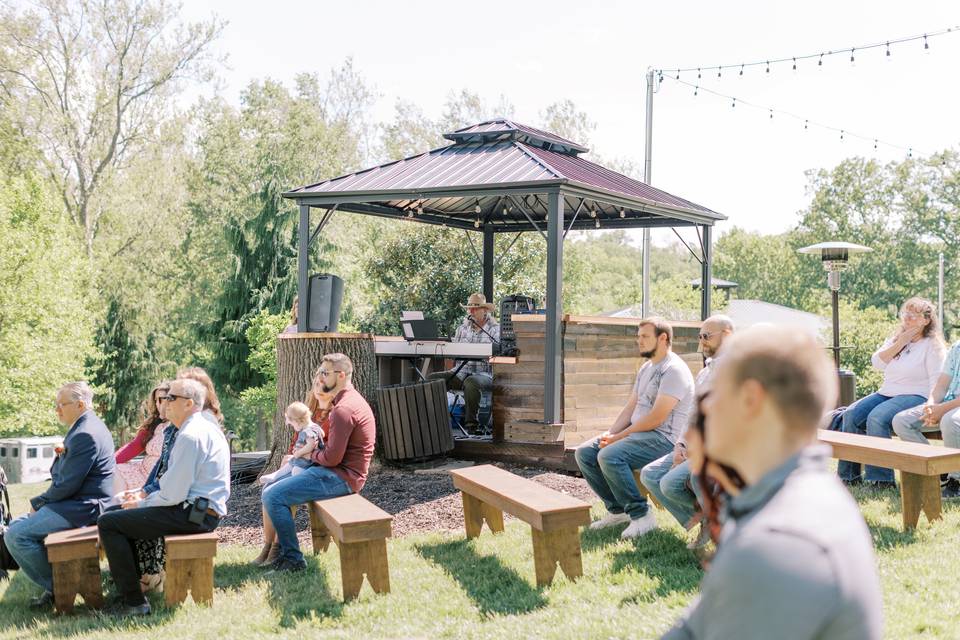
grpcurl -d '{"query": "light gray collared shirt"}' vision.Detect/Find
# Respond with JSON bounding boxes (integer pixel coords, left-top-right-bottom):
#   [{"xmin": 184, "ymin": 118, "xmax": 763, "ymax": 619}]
[
  {"xmin": 661, "ymin": 444, "xmax": 882, "ymax": 640},
  {"xmin": 139, "ymin": 411, "xmax": 231, "ymax": 516}
]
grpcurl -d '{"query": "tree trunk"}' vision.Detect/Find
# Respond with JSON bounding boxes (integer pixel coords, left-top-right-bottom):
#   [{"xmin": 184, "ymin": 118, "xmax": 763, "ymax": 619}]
[{"xmin": 267, "ymin": 333, "xmax": 378, "ymax": 473}]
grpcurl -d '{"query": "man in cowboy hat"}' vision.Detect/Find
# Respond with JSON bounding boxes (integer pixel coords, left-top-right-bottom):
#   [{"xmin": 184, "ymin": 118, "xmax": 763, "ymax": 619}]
[{"xmin": 427, "ymin": 293, "xmax": 501, "ymax": 432}]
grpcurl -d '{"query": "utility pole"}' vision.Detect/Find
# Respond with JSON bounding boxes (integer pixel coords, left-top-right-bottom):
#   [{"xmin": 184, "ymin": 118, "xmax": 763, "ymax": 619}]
[{"xmin": 642, "ymin": 68, "xmax": 655, "ymax": 316}]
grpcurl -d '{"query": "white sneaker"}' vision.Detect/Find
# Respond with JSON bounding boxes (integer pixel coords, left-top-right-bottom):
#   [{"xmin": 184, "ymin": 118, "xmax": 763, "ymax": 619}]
[
  {"xmin": 589, "ymin": 511, "xmax": 631, "ymax": 530},
  {"xmin": 621, "ymin": 512, "xmax": 657, "ymax": 539}
]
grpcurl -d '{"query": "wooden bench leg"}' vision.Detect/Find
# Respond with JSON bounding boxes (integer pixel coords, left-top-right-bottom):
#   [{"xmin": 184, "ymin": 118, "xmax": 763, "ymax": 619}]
[
  {"xmin": 900, "ymin": 472, "xmax": 942, "ymax": 530},
  {"xmin": 307, "ymin": 502, "xmax": 332, "ymax": 553},
  {"xmin": 164, "ymin": 557, "xmax": 214, "ymax": 606},
  {"xmin": 531, "ymin": 526, "xmax": 583, "ymax": 587},
  {"xmin": 632, "ymin": 470, "xmax": 663, "ymax": 510},
  {"xmin": 52, "ymin": 557, "xmax": 102, "ymax": 614},
  {"xmin": 462, "ymin": 492, "xmax": 504, "ymax": 539},
  {"xmin": 338, "ymin": 539, "xmax": 390, "ymax": 601}
]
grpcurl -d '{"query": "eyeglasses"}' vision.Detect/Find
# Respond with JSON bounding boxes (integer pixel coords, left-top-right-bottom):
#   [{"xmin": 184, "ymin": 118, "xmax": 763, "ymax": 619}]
[
  {"xmin": 318, "ymin": 369, "xmax": 344, "ymax": 377},
  {"xmin": 54, "ymin": 400, "xmax": 77, "ymax": 410},
  {"xmin": 900, "ymin": 311, "xmax": 927, "ymax": 321},
  {"xmin": 698, "ymin": 331, "xmax": 720, "ymax": 341},
  {"xmin": 161, "ymin": 393, "xmax": 188, "ymax": 403}
]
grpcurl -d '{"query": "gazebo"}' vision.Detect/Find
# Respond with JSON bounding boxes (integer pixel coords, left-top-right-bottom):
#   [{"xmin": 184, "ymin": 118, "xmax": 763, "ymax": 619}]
[{"xmin": 282, "ymin": 118, "xmax": 725, "ymax": 425}]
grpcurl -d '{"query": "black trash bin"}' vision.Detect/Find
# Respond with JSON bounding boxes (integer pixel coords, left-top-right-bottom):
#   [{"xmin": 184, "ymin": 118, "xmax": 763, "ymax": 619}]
[
  {"xmin": 376, "ymin": 380, "xmax": 454, "ymax": 463},
  {"xmin": 838, "ymin": 369, "xmax": 856, "ymax": 408}
]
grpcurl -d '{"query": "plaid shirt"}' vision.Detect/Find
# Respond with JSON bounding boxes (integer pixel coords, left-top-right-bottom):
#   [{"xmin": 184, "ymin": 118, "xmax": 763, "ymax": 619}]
[{"xmin": 452, "ymin": 315, "xmax": 500, "ymax": 379}]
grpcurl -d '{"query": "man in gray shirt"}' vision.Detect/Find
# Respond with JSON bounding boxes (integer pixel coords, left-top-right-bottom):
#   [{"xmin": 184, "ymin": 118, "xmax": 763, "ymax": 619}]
[
  {"xmin": 661, "ymin": 326, "xmax": 882, "ymax": 640},
  {"xmin": 575, "ymin": 317, "xmax": 695, "ymax": 539}
]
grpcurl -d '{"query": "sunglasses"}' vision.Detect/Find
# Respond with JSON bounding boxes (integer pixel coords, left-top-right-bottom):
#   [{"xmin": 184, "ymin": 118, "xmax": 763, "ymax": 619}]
[
  {"xmin": 698, "ymin": 331, "xmax": 719, "ymax": 341},
  {"xmin": 318, "ymin": 369, "xmax": 344, "ymax": 377},
  {"xmin": 159, "ymin": 393, "xmax": 188, "ymax": 403}
]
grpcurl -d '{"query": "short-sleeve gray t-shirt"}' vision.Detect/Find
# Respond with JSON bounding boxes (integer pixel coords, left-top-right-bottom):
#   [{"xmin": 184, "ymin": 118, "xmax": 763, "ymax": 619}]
[{"xmin": 618, "ymin": 351, "xmax": 695, "ymax": 443}]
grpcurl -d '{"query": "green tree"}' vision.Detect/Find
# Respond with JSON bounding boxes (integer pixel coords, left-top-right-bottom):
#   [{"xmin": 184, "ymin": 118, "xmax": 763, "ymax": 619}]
[
  {"xmin": 0, "ymin": 176, "xmax": 96, "ymax": 436},
  {"xmin": 88, "ymin": 297, "xmax": 159, "ymax": 439},
  {"xmin": 0, "ymin": 0, "xmax": 223, "ymax": 253}
]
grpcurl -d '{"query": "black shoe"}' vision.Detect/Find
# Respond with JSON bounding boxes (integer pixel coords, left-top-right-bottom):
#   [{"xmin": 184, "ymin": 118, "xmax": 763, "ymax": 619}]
[
  {"xmin": 867, "ymin": 480, "xmax": 897, "ymax": 491},
  {"xmin": 841, "ymin": 477, "xmax": 863, "ymax": 487},
  {"xmin": 105, "ymin": 601, "xmax": 151, "ymax": 617},
  {"xmin": 265, "ymin": 557, "xmax": 306, "ymax": 574},
  {"xmin": 941, "ymin": 473, "xmax": 949, "ymax": 487},
  {"xmin": 29, "ymin": 591, "xmax": 54, "ymax": 609},
  {"xmin": 942, "ymin": 478, "xmax": 960, "ymax": 499}
]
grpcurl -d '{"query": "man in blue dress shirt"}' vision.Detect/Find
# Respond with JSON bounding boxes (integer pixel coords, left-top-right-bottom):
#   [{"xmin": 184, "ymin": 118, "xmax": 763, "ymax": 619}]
[{"xmin": 98, "ymin": 378, "xmax": 230, "ymax": 616}]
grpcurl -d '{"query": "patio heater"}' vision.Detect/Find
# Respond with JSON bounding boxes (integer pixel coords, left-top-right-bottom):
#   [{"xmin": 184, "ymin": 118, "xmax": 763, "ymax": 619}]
[{"xmin": 798, "ymin": 241, "xmax": 872, "ymax": 405}]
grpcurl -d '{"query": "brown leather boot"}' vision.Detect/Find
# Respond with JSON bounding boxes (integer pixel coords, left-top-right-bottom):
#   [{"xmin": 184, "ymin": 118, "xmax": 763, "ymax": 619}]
[{"xmin": 251, "ymin": 542, "xmax": 273, "ymax": 566}]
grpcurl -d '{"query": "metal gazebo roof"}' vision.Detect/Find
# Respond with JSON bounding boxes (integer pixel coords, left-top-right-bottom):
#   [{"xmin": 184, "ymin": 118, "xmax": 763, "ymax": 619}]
[
  {"xmin": 283, "ymin": 118, "xmax": 725, "ymax": 233},
  {"xmin": 284, "ymin": 118, "xmax": 726, "ymax": 426}
]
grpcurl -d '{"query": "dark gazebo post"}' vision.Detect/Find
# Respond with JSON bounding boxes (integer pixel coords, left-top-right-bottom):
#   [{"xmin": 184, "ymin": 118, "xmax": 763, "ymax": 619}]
[
  {"xmin": 298, "ymin": 203, "xmax": 310, "ymax": 332},
  {"xmin": 544, "ymin": 191, "xmax": 564, "ymax": 424},
  {"xmin": 700, "ymin": 224, "xmax": 712, "ymax": 321},
  {"xmin": 482, "ymin": 223, "xmax": 495, "ymax": 302}
]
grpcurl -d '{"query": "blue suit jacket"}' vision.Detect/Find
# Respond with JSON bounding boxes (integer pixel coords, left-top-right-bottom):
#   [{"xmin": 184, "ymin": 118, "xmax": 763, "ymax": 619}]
[{"xmin": 30, "ymin": 411, "xmax": 116, "ymax": 527}]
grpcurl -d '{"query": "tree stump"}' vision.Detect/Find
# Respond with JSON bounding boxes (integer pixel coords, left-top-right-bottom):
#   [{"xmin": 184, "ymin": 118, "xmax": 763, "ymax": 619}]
[{"xmin": 268, "ymin": 333, "xmax": 377, "ymax": 472}]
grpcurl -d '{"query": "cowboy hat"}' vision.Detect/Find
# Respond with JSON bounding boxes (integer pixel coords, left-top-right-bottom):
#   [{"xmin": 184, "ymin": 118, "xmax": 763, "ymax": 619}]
[{"xmin": 461, "ymin": 293, "xmax": 495, "ymax": 311}]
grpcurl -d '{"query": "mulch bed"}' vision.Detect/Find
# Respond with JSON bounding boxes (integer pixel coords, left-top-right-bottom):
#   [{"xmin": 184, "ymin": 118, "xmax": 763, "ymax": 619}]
[{"xmin": 216, "ymin": 459, "xmax": 593, "ymax": 547}]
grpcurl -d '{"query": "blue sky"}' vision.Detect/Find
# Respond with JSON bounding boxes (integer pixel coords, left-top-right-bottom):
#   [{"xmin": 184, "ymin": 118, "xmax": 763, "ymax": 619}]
[{"xmin": 182, "ymin": 0, "xmax": 960, "ymax": 241}]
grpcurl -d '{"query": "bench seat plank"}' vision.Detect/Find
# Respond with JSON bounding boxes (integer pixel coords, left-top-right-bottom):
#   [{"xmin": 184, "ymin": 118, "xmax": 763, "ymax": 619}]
[
  {"xmin": 314, "ymin": 494, "xmax": 393, "ymax": 544},
  {"xmin": 818, "ymin": 429, "xmax": 960, "ymax": 476},
  {"xmin": 449, "ymin": 465, "xmax": 590, "ymax": 531}
]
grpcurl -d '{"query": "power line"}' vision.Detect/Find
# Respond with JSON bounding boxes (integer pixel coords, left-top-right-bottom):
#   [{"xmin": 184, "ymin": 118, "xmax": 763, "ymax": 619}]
[
  {"xmin": 660, "ymin": 72, "xmax": 927, "ymax": 157},
  {"xmin": 657, "ymin": 25, "xmax": 959, "ymax": 79}
]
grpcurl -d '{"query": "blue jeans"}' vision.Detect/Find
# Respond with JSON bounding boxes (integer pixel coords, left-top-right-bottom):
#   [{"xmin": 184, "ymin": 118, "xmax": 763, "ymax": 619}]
[
  {"xmin": 839, "ymin": 392, "xmax": 926, "ymax": 483},
  {"xmin": 574, "ymin": 431, "xmax": 674, "ymax": 520},
  {"xmin": 640, "ymin": 455, "xmax": 702, "ymax": 528},
  {"xmin": 4, "ymin": 507, "xmax": 73, "ymax": 592},
  {"xmin": 262, "ymin": 465, "xmax": 352, "ymax": 564}
]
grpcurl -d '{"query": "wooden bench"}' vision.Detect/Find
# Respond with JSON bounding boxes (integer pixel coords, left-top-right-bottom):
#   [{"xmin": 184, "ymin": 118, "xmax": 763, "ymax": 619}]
[
  {"xmin": 45, "ymin": 525, "xmax": 104, "ymax": 614},
  {"xmin": 306, "ymin": 494, "xmax": 393, "ymax": 600},
  {"xmin": 819, "ymin": 429, "xmax": 960, "ymax": 530},
  {"xmin": 164, "ymin": 532, "xmax": 218, "ymax": 606},
  {"xmin": 449, "ymin": 464, "xmax": 591, "ymax": 587}
]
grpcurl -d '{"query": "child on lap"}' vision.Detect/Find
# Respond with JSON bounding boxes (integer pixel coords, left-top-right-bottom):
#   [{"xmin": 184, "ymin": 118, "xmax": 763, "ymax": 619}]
[{"xmin": 260, "ymin": 402, "xmax": 324, "ymax": 486}]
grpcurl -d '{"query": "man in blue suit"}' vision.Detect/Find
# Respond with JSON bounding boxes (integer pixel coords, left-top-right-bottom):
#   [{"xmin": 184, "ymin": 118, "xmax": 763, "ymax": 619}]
[{"xmin": 4, "ymin": 381, "xmax": 115, "ymax": 608}]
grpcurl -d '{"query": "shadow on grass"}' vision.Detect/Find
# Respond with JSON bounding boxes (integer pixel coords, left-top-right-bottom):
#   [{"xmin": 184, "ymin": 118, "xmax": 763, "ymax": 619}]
[
  {"xmin": 609, "ymin": 530, "xmax": 702, "ymax": 606},
  {"xmin": 0, "ymin": 570, "xmax": 178, "ymax": 637},
  {"xmin": 415, "ymin": 538, "xmax": 547, "ymax": 616},
  {"xmin": 580, "ymin": 524, "xmax": 629, "ymax": 552},
  {"xmin": 869, "ymin": 524, "xmax": 917, "ymax": 551},
  {"xmin": 257, "ymin": 556, "xmax": 345, "ymax": 627}
]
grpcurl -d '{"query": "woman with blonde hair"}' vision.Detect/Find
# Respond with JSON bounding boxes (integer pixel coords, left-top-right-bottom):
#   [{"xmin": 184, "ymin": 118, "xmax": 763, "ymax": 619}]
[
  {"xmin": 177, "ymin": 366, "xmax": 224, "ymax": 425},
  {"xmin": 839, "ymin": 297, "xmax": 945, "ymax": 488}
]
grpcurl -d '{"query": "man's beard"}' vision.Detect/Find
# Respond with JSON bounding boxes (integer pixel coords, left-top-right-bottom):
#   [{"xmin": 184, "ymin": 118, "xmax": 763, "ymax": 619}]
[
  {"xmin": 639, "ymin": 348, "xmax": 656, "ymax": 359},
  {"xmin": 322, "ymin": 382, "xmax": 337, "ymax": 393}
]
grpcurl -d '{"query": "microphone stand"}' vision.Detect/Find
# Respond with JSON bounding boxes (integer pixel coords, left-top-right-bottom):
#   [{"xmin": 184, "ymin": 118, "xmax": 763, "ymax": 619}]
[{"xmin": 467, "ymin": 315, "xmax": 501, "ymax": 346}]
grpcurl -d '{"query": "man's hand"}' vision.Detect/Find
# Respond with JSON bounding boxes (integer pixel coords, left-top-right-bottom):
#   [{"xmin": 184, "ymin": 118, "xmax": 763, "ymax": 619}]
[
  {"xmin": 599, "ymin": 431, "xmax": 619, "ymax": 449},
  {"xmin": 121, "ymin": 496, "xmax": 143, "ymax": 509},
  {"xmin": 120, "ymin": 489, "xmax": 145, "ymax": 509},
  {"xmin": 924, "ymin": 402, "xmax": 948, "ymax": 427},
  {"xmin": 672, "ymin": 443, "xmax": 688, "ymax": 467}
]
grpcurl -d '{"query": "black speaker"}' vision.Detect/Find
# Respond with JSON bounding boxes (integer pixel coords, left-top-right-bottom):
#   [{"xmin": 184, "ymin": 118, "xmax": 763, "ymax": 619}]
[{"xmin": 308, "ymin": 274, "xmax": 344, "ymax": 332}]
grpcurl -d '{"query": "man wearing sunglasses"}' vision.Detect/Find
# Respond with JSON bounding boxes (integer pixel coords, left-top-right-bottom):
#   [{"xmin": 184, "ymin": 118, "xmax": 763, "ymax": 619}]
[
  {"xmin": 660, "ymin": 327, "xmax": 881, "ymax": 640},
  {"xmin": 97, "ymin": 378, "xmax": 230, "ymax": 617},
  {"xmin": 640, "ymin": 315, "xmax": 734, "ymax": 547}
]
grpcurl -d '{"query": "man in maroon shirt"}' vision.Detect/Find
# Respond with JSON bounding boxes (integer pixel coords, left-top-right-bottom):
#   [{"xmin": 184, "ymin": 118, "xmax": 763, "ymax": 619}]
[{"xmin": 261, "ymin": 353, "xmax": 376, "ymax": 572}]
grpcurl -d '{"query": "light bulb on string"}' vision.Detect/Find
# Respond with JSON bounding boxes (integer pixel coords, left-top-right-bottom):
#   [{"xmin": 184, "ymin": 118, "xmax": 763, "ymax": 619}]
[
  {"xmin": 850, "ymin": 48, "xmax": 855, "ymax": 64},
  {"xmin": 619, "ymin": 208, "xmax": 626, "ymax": 218},
  {"xmin": 769, "ymin": 109, "xmax": 774, "ymax": 120},
  {"xmin": 717, "ymin": 67, "xmax": 721, "ymax": 79},
  {"xmin": 595, "ymin": 219, "xmax": 600, "ymax": 229},
  {"xmin": 924, "ymin": 34, "xmax": 929, "ymax": 50},
  {"xmin": 840, "ymin": 130, "xmax": 845, "ymax": 141},
  {"xmin": 502, "ymin": 206, "xmax": 508, "ymax": 216},
  {"xmin": 765, "ymin": 60, "xmax": 770, "ymax": 73},
  {"xmin": 886, "ymin": 42, "xmax": 891, "ymax": 59},
  {"xmin": 474, "ymin": 218, "xmax": 481, "ymax": 229},
  {"xmin": 874, "ymin": 139, "xmax": 878, "ymax": 150},
  {"xmin": 818, "ymin": 53, "xmax": 824, "ymax": 66},
  {"xmin": 792, "ymin": 57, "xmax": 797, "ymax": 71},
  {"xmin": 739, "ymin": 64, "xmax": 744, "ymax": 76},
  {"xmin": 590, "ymin": 208, "xmax": 597, "ymax": 218},
  {"xmin": 697, "ymin": 67, "xmax": 701, "ymax": 79},
  {"xmin": 474, "ymin": 203, "xmax": 481, "ymax": 214},
  {"xmin": 731, "ymin": 97, "xmax": 736, "ymax": 108},
  {"xmin": 804, "ymin": 119, "xmax": 808, "ymax": 130},
  {"xmin": 406, "ymin": 211, "xmax": 414, "ymax": 218},
  {"xmin": 417, "ymin": 205, "xmax": 424, "ymax": 216},
  {"xmin": 693, "ymin": 85, "xmax": 698, "ymax": 96},
  {"xmin": 908, "ymin": 148, "xmax": 913, "ymax": 158}
]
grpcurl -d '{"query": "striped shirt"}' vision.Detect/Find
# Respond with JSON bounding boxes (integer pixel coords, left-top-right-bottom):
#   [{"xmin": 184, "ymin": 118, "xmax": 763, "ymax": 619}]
[{"xmin": 453, "ymin": 315, "xmax": 500, "ymax": 379}]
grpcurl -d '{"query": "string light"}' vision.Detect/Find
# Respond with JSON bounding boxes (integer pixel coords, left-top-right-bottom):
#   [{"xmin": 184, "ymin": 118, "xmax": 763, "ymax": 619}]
[
  {"xmin": 474, "ymin": 203, "xmax": 481, "ymax": 214},
  {"xmin": 694, "ymin": 85, "xmax": 699, "ymax": 96},
  {"xmin": 502, "ymin": 206, "xmax": 508, "ymax": 215},
  {"xmin": 589, "ymin": 208, "xmax": 597, "ymax": 218},
  {"xmin": 656, "ymin": 25, "xmax": 957, "ymax": 78},
  {"xmin": 595, "ymin": 219, "xmax": 600, "ymax": 229},
  {"xmin": 474, "ymin": 218, "xmax": 481, "ymax": 228},
  {"xmin": 619, "ymin": 208, "xmax": 626, "ymax": 218},
  {"xmin": 659, "ymin": 72, "xmax": 923, "ymax": 156}
]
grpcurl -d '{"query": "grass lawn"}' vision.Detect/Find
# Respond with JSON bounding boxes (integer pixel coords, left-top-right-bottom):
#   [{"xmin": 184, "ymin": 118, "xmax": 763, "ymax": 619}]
[{"xmin": 1, "ymin": 478, "xmax": 959, "ymax": 639}]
